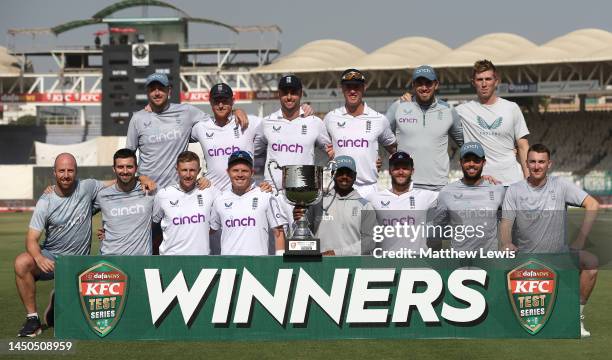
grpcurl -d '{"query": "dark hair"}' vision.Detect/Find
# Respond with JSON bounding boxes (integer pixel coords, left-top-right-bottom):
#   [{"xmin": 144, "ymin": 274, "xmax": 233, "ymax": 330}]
[
  {"xmin": 176, "ymin": 151, "xmax": 200, "ymax": 166},
  {"xmin": 472, "ymin": 59, "xmax": 497, "ymax": 78},
  {"xmin": 113, "ymin": 148, "xmax": 137, "ymax": 166},
  {"xmin": 528, "ymin": 143, "xmax": 551, "ymax": 159}
]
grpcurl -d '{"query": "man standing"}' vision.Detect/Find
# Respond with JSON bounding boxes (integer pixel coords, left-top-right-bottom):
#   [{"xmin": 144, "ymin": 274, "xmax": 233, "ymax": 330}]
[
  {"xmin": 210, "ymin": 151, "xmax": 287, "ymax": 255},
  {"xmin": 191, "ymin": 83, "xmax": 263, "ymax": 191},
  {"xmin": 500, "ymin": 143, "xmax": 599, "ymax": 337},
  {"xmin": 325, "ymin": 69, "xmax": 397, "ymax": 198},
  {"xmin": 257, "ymin": 75, "xmax": 332, "ymax": 231},
  {"xmin": 455, "ymin": 60, "xmax": 530, "ymax": 185},
  {"xmin": 293, "ymin": 156, "xmax": 377, "ymax": 255},
  {"xmin": 152, "ymin": 151, "xmax": 218, "ymax": 255},
  {"xmin": 433, "ymin": 142, "xmax": 506, "ymax": 251},
  {"xmin": 386, "ymin": 65, "xmax": 463, "ymax": 191},
  {"xmin": 258, "ymin": 74, "xmax": 332, "ymax": 187},
  {"xmin": 14, "ymin": 153, "xmax": 105, "ymax": 337},
  {"xmin": 366, "ymin": 152, "xmax": 438, "ymax": 251},
  {"xmin": 94, "ymin": 148, "xmax": 155, "ymax": 255}
]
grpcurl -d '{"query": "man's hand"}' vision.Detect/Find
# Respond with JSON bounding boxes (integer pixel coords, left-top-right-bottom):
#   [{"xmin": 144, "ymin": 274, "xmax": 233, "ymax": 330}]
[
  {"xmin": 400, "ymin": 92, "xmax": 412, "ymax": 102},
  {"xmin": 139, "ymin": 175, "xmax": 157, "ymax": 193},
  {"xmin": 482, "ymin": 175, "xmax": 502, "ymax": 185},
  {"xmin": 321, "ymin": 250, "xmax": 336, "ymax": 256},
  {"xmin": 43, "ymin": 185, "xmax": 54, "ymax": 195},
  {"xmin": 293, "ymin": 206, "xmax": 306, "ymax": 222},
  {"xmin": 34, "ymin": 254, "xmax": 55, "ymax": 273},
  {"xmin": 197, "ymin": 177, "xmax": 211, "ymax": 190},
  {"xmin": 376, "ymin": 157, "xmax": 383, "ymax": 172},
  {"xmin": 301, "ymin": 103, "xmax": 314, "ymax": 117},
  {"xmin": 234, "ymin": 109, "xmax": 249, "ymax": 129},
  {"xmin": 259, "ymin": 182, "xmax": 273, "ymax": 193},
  {"xmin": 325, "ymin": 144, "xmax": 335, "ymax": 159},
  {"xmin": 97, "ymin": 228, "xmax": 105, "ymax": 241},
  {"xmin": 144, "ymin": 104, "xmax": 152, "ymax": 112},
  {"xmin": 501, "ymin": 242, "xmax": 517, "ymax": 252}
]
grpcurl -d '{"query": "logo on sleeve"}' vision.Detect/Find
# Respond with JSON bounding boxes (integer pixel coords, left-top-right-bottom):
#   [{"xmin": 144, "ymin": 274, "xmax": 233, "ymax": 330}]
[
  {"xmin": 78, "ymin": 261, "xmax": 128, "ymax": 338},
  {"xmin": 507, "ymin": 260, "xmax": 557, "ymax": 335}
]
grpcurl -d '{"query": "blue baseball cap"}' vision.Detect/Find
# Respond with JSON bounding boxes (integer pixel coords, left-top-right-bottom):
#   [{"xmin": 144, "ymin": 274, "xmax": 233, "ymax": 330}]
[
  {"xmin": 145, "ymin": 73, "xmax": 170, "ymax": 87},
  {"xmin": 389, "ymin": 151, "xmax": 414, "ymax": 167},
  {"xmin": 412, "ymin": 65, "xmax": 437, "ymax": 81},
  {"xmin": 228, "ymin": 150, "xmax": 253, "ymax": 167},
  {"xmin": 460, "ymin": 142, "xmax": 486, "ymax": 159},
  {"xmin": 334, "ymin": 155, "xmax": 357, "ymax": 173}
]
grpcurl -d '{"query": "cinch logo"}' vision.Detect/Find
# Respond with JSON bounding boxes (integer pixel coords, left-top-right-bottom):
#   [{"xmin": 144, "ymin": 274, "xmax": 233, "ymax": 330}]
[
  {"xmin": 78, "ymin": 262, "xmax": 128, "ymax": 338},
  {"xmin": 225, "ymin": 216, "xmax": 256, "ymax": 228},
  {"xmin": 382, "ymin": 216, "xmax": 416, "ymax": 226},
  {"xmin": 147, "ymin": 128, "xmax": 181, "ymax": 143},
  {"xmin": 337, "ymin": 138, "xmax": 369, "ymax": 148},
  {"xmin": 398, "ymin": 117, "xmax": 418, "ymax": 124},
  {"xmin": 208, "ymin": 145, "xmax": 240, "ymax": 157},
  {"xmin": 507, "ymin": 260, "xmax": 557, "ymax": 335},
  {"xmin": 110, "ymin": 204, "xmax": 145, "ymax": 217},
  {"xmin": 271, "ymin": 142, "xmax": 304, "ymax": 153},
  {"xmin": 172, "ymin": 213, "xmax": 206, "ymax": 225}
]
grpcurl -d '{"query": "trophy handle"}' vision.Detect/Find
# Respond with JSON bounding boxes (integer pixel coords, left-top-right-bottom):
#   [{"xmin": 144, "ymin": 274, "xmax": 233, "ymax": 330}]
[
  {"xmin": 323, "ymin": 160, "xmax": 336, "ymax": 194},
  {"xmin": 267, "ymin": 160, "xmax": 282, "ymax": 196}
]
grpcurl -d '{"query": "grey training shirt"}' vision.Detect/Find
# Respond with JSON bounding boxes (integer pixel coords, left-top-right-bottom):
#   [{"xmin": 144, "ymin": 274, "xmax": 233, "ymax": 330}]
[
  {"xmin": 502, "ymin": 176, "xmax": 588, "ymax": 253},
  {"xmin": 126, "ymin": 103, "xmax": 210, "ymax": 188},
  {"xmin": 94, "ymin": 181, "xmax": 155, "ymax": 255},
  {"xmin": 434, "ymin": 180, "xmax": 506, "ymax": 251},
  {"xmin": 386, "ymin": 99, "xmax": 463, "ymax": 189},
  {"xmin": 29, "ymin": 179, "xmax": 104, "ymax": 256}
]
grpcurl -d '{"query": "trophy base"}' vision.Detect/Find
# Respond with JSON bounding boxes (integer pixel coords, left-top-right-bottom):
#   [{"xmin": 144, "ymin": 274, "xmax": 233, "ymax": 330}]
[{"xmin": 284, "ymin": 237, "xmax": 321, "ymax": 256}]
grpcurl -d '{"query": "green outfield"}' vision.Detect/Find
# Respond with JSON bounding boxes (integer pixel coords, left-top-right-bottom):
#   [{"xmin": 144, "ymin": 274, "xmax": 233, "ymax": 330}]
[{"xmin": 1, "ymin": 211, "xmax": 611, "ymax": 360}]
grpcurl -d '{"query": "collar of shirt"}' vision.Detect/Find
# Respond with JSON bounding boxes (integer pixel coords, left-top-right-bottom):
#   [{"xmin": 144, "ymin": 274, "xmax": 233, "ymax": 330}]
[
  {"xmin": 229, "ymin": 183, "xmax": 257, "ymax": 198},
  {"xmin": 385, "ymin": 181, "xmax": 415, "ymax": 197},
  {"xmin": 341, "ymin": 102, "xmax": 372, "ymax": 116},
  {"xmin": 274, "ymin": 107, "xmax": 305, "ymax": 120}
]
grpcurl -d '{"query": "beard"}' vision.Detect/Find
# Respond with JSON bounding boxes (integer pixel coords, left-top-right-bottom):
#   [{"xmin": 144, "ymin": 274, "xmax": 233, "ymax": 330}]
[
  {"xmin": 462, "ymin": 166, "xmax": 483, "ymax": 181},
  {"xmin": 391, "ymin": 175, "xmax": 411, "ymax": 187}
]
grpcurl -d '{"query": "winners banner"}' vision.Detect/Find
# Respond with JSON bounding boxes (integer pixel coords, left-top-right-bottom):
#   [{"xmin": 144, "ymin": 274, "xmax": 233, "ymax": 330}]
[{"xmin": 55, "ymin": 254, "xmax": 579, "ymax": 340}]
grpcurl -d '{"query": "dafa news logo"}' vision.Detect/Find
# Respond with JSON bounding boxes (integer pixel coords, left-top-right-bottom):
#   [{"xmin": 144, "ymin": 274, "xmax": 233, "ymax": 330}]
[
  {"xmin": 507, "ymin": 260, "xmax": 557, "ymax": 335},
  {"xmin": 78, "ymin": 261, "xmax": 129, "ymax": 337}
]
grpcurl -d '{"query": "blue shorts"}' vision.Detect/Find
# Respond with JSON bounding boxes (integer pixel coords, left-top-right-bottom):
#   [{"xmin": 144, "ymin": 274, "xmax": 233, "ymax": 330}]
[{"xmin": 34, "ymin": 249, "xmax": 56, "ymax": 281}]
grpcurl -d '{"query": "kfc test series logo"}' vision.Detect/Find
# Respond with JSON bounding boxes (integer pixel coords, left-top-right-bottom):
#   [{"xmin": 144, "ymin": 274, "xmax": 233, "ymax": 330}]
[
  {"xmin": 78, "ymin": 261, "xmax": 129, "ymax": 337},
  {"xmin": 507, "ymin": 260, "xmax": 557, "ymax": 335}
]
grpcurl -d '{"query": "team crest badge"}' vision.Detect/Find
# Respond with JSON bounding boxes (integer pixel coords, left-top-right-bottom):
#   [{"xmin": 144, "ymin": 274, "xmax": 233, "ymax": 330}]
[
  {"xmin": 78, "ymin": 261, "xmax": 128, "ymax": 337},
  {"xmin": 507, "ymin": 260, "xmax": 557, "ymax": 335}
]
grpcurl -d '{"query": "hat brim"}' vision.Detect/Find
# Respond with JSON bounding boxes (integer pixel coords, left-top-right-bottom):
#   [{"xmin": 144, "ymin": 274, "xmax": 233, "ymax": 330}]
[
  {"xmin": 460, "ymin": 151, "xmax": 485, "ymax": 159},
  {"xmin": 390, "ymin": 159, "xmax": 414, "ymax": 167},
  {"xmin": 146, "ymin": 80, "xmax": 169, "ymax": 87},
  {"xmin": 412, "ymin": 75, "xmax": 437, "ymax": 82},
  {"xmin": 228, "ymin": 158, "xmax": 253, "ymax": 167},
  {"xmin": 341, "ymin": 80, "xmax": 365, "ymax": 86}
]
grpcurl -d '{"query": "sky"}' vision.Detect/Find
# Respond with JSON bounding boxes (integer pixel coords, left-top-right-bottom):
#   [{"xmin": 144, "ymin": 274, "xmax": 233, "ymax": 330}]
[{"xmin": 2, "ymin": 0, "xmax": 612, "ymax": 64}]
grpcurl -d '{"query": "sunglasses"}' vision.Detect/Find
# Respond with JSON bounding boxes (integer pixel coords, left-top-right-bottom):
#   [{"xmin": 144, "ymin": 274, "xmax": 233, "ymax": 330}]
[{"xmin": 342, "ymin": 71, "xmax": 365, "ymax": 82}]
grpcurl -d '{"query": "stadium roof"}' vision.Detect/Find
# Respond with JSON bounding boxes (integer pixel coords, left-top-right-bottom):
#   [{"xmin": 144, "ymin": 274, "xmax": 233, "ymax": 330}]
[
  {"xmin": 253, "ymin": 40, "xmax": 366, "ymax": 74},
  {"xmin": 252, "ymin": 28, "xmax": 612, "ymax": 74},
  {"xmin": 0, "ymin": 47, "xmax": 20, "ymax": 77}
]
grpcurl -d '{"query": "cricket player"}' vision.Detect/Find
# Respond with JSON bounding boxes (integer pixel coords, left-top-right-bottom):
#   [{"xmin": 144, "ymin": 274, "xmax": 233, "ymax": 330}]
[
  {"xmin": 325, "ymin": 69, "xmax": 397, "ymax": 198},
  {"xmin": 366, "ymin": 152, "xmax": 438, "ymax": 251},
  {"xmin": 94, "ymin": 148, "xmax": 155, "ymax": 255},
  {"xmin": 152, "ymin": 151, "xmax": 218, "ymax": 255},
  {"xmin": 433, "ymin": 142, "xmax": 506, "ymax": 251},
  {"xmin": 500, "ymin": 143, "xmax": 599, "ymax": 337},
  {"xmin": 293, "ymin": 155, "xmax": 377, "ymax": 255},
  {"xmin": 455, "ymin": 60, "xmax": 530, "ymax": 185},
  {"xmin": 386, "ymin": 65, "xmax": 464, "ymax": 191},
  {"xmin": 256, "ymin": 74, "xmax": 332, "ymax": 230},
  {"xmin": 210, "ymin": 151, "xmax": 287, "ymax": 255},
  {"xmin": 191, "ymin": 83, "xmax": 263, "ymax": 191},
  {"xmin": 14, "ymin": 153, "xmax": 105, "ymax": 337}
]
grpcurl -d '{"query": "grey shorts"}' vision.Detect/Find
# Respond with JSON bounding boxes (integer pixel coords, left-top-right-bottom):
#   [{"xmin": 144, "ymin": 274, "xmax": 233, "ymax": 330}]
[{"xmin": 34, "ymin": 249, "xmax": 56, "ymax": 281}]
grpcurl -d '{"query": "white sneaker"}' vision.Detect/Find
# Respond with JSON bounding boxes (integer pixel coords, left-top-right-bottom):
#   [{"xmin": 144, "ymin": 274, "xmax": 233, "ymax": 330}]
[{"xmin": 580, "ymin": 314, "xmax": 591, "ymax": 338}]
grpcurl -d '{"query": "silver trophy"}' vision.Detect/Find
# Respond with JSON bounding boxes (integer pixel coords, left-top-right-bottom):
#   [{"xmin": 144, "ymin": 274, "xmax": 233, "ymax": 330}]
[{"xmin": 268, "ymin": 161, "xmax": 334, "ymax": 255}]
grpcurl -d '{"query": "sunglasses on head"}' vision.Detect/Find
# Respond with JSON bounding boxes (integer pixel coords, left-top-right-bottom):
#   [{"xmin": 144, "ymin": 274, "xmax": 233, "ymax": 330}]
[{"xmin": 342, "ymin": 71, "xmax": 365, "ymax": 82}]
